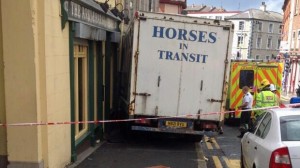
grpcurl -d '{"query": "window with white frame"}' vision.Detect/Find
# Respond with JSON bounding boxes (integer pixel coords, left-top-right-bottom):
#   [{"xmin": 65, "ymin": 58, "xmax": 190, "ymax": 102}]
[
  {"xmin": 268, "ymin": 23, "xmax": 273, "ymax": 33},
  {"xmin": 297, "ymin": 30, "xmax": 300, "ymax": 49},
  {"xmin": 292, "ymin": 31, "xmax": 296, "ymax": 49},
  {"xmin": 215, "ymin": 16, "xmax": 222, "ymax": 20},
  {"xmin": 239, "ymin": 21, "xmax": 245, "ymax": 30},
  {"xmin": 279, "ymin": 25, "xmax": 283, "ymax": 34},
  {"xmin": 257, "ymin": 21, "xmax": 262, "ymax": 31},
  {"xmin": 277, "ymin": 39, "xmax": 281, "ymax": 49},
  {"xmin": 295, "ymin": 0, "xmax": 299, "ymax": 15},
  {"xmin": 266, "ymin": 55, "xmax": 270, "ymax": 60},
  {"xmin": 237, "ymin": 35, "xmax": 244, "ymax": 47},
  {"xmin": 267, "ymin": 36, "xmax": 272, "ymax": 49},
  {"xmin": 257, "ymin": 36, "xmax": 262, "ymax": 48},
  {"xmin": 256, "ymin": 55, "xmax": 260, "ymax": 59}
]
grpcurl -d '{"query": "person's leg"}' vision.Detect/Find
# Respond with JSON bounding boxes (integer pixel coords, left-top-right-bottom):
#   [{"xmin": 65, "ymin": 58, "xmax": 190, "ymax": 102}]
[
  {"xmin": 238, "ymin": 109, "xmax": 247, "ymax": 137},
  {"xmin": 244, "ymin": 110, "xmax": 251, "ymax": 130}
]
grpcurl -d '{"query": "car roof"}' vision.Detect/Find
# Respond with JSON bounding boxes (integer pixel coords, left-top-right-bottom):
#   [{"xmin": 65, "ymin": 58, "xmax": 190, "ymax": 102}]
[{"xmin": 269, "ymin": 108, "xmax": 300, "ymax": 118}]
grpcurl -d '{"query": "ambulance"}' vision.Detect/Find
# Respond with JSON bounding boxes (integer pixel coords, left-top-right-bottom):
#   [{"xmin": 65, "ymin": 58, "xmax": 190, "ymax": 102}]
[{"xmin": 225, "ymin": 59, "xmax": 283, "ymax": 124}]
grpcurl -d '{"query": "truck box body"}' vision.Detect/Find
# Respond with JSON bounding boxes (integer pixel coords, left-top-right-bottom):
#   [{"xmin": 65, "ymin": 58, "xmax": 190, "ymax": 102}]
[{"xmin": 121, "ymin": 11, "xmax": 233, "ymax": 135}]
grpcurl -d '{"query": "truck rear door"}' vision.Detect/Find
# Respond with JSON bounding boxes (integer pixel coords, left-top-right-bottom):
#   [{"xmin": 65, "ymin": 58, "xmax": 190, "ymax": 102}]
[{"xmin": 133, "ymin": 13, "xmax": 232, "ymax": 121}]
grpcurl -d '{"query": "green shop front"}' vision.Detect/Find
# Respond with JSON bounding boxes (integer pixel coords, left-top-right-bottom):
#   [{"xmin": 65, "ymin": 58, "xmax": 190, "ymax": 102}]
[{"xmin": 61, "ymin": 0, "xmax": 121, "ymax": 161}]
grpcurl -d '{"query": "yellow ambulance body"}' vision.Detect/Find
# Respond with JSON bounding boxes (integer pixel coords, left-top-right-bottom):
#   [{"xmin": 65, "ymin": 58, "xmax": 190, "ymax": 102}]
[{"xmin": 225, "ymin": 60, "xmax": 283, "ymax": 122}]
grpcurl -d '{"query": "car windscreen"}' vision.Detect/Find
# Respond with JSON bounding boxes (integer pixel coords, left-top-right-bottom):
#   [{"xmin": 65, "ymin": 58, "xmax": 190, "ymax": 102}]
[{"xmin": 280, "ymin": 115, "xmax": 300, "ymax": 141}]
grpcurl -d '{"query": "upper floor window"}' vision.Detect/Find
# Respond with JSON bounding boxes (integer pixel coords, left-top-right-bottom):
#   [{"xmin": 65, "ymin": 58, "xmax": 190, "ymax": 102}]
[
  {"xmin": 257, "ymin": 21, "xmax": 262, "ymax": 31},
  {"xmin": 268, "ymin": 23, "xmax": 273, "ymax": 33},
  {"xmin": 239, "ymin": 21, "xmax": 245, "ymax": 30},
  {"xmin": 215, "ymin": 16, "xmax": 222, "ymax": 20},
  {"xmin": 292, "ymin": 31, "xmax": 296, "ymax": 49},
  {"xmin": 256, "ymin": 55, "xmax": 260, "ymax": 59},
  {"xmin": 297, "ymin": 30, "xmax": 300, "ymax": 49},
  {"xmin": 257, "ymin": 36, "xmax": 262, "ymax": 48},
  {"xmin": 277, "ymin": 39, "xmax": 281, "ymax": 49},
  {"xmin": 267, "ymin": 36, "xmax": 273, "ymax": 49},
  {"xmin": 295, "ymin": 0, "xmax": 299, "ymax": 15},
  {"xmin": 237, "ymin": 35, "xmax": 244, "ymax": 47},
  {"xmin": 279, "ymin": 25, "xmax": 283, "ymax": 34}
]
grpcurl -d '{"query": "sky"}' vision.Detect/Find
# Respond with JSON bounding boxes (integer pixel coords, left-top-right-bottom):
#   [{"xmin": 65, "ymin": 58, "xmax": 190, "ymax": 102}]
[{"xmin": 187, "ymin": 0, "xmax": 284, "ymax": 13}]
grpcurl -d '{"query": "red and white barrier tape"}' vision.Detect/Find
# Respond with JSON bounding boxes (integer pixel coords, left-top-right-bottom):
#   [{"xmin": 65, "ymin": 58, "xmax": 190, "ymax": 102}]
[{"xmin": 0, "ymin": 103, "xmax": 299, "ymax": 127}]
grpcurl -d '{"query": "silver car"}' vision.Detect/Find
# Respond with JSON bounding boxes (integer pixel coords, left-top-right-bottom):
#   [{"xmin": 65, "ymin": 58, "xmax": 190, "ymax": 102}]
[{"xmin": 241, "ymin": 108, "xmax": 300, "ymax": 168}]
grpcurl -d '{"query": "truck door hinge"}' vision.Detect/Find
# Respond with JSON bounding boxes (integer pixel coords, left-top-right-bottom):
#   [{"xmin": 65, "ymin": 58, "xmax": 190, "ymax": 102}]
[
  {"xmin": 133, "ymin": 92, "xmax": 151, "ymax": 96},
  {"xmin": 207, "ymin": 98, "xmax": 223, "ymax": 103}
]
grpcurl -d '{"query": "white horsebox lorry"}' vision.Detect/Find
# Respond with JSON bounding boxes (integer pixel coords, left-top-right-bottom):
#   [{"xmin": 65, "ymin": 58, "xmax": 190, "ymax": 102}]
[{"xmin": 119, "ymin": 11, "xmax": 233, "ymax": 137}]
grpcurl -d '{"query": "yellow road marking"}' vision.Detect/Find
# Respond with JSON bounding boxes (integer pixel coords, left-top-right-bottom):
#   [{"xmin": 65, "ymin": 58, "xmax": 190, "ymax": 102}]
[
  {"xmin": 229, "ymin": 159, "xmax": 240, "ymax": 167},
  {"xmin": 205, "ymin": 136, "xmax": 213, "ymax": 149},
  {"xmin": 195, "ymin": 143, "xmax": 207, "ymax": 168},
  {"xmin": 223, "ymin": 156, "xmax": 240, "ymax": 168},
  {"xmin": 212, "ymin": 156, "xmax": 222, "ymax": 168},
  {"xmin": 211, "ymin": 138, "xmax": 220, "ymax": 149},
  {"xmin": 223, "ymin": 156, "xmax": 230, "ymax": 167}
]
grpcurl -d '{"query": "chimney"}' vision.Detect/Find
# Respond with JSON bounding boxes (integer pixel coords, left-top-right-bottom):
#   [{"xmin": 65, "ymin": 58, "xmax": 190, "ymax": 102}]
[{"xmin": 260, "ymin": 2, "xmax": 267, "ymax": 11}]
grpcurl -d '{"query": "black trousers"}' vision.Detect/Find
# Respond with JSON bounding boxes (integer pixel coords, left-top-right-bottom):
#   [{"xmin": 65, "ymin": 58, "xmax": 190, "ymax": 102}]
[{"xmin": 240, "ymin": 108, "xmax": 251, "ymax": 127}]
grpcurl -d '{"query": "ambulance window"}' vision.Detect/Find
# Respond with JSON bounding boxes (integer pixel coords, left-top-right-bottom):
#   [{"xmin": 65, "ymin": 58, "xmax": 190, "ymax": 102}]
[{"xmin": 239, "ymin": 70, "xmax": 254, "ymax": 89}]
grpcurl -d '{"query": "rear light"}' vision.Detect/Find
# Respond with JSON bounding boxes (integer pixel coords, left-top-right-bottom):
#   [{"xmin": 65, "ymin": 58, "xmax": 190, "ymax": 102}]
[
  {"xmin": 269, "ymin": 147, "xmax": 292, "ymax": 168},
  {"xmin": 134, "ymin": 118, "xmax": 150, "ymax": 125}
]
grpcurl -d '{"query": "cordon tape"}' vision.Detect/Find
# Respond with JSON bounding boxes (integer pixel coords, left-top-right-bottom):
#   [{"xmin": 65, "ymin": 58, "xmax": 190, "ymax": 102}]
[{"xmin": 0, "ymin": 103, "xmax": 299, "ymax": 127}]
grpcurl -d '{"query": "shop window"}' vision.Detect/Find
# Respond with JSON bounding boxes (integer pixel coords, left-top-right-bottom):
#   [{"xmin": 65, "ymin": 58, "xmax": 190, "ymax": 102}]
[
  {"xmin": 239, "ymin": 70, "xmax": 254, "ymax": 89},
  {"xmin": 74, "ymin": 45, "xmax": 89, "ymax": 140}
]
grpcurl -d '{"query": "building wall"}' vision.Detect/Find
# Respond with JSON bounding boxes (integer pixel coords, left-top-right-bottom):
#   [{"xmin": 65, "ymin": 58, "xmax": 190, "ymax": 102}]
[
  {"xmin": 2, "ymin": 0, "xmax": 42, "ymax": 166},
  {"xmin": 291, "ymin": 1, "xmax": 300, "ymax": 54},
  {"xmin": 44, "ymin": 0, "xmax": 71, "ymax": 167},
  {"xmin": 282, "ymin": 0, "xmax": 291, "ymax": 43},
  {"xmin": 187, "ymin": 12, "xmax": 239, "ymax": 20},
  {"xmin": 2, "ymin": 0, "xmax": 70, "ymax": 167},
  {"xmin": 251, "ymin": 20, "xmax": 282, "ymax": 59},
  {"xmin": 159, "ymin": 3, "xmax": 179, "ymax": 14},
  {"xmin": 0, "ymin": 0, "xmax": 8, "ymax": 167}
]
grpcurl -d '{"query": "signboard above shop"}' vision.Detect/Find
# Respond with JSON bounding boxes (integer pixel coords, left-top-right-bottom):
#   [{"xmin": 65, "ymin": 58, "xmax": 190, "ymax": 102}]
[{"xmin": 61, "ymin": 0, "xmax": 121, "ymax": 32}]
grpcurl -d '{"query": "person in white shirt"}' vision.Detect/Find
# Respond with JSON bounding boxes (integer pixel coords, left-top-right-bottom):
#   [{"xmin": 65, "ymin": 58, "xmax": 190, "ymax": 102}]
[{"xmin": 237, "ymin": 86, "xmax": 253, "ymax": 138}]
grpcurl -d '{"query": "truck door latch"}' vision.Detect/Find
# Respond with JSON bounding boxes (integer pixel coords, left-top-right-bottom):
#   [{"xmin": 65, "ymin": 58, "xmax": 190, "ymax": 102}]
[
  {"xmin": 207, "ymin": 98, "xmax": 223, "ymax": 103},
  {"xmin": 133, "ymin": 92, "xmax": 151, "ymax": 96}
]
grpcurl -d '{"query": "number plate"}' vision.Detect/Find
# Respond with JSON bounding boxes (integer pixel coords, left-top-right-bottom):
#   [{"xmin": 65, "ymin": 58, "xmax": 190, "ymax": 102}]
[{"xmin": 165, "ymin": 121, "xmax": 187, "ymax": 128}]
